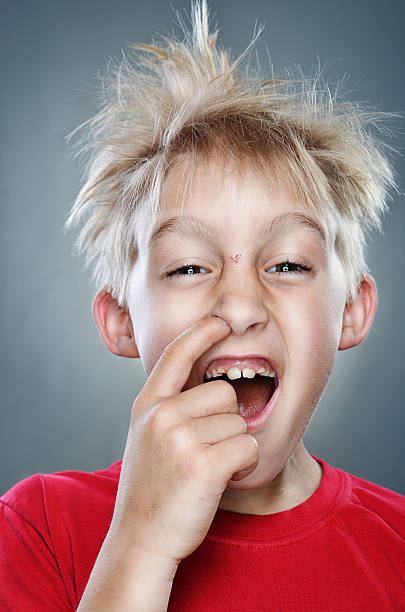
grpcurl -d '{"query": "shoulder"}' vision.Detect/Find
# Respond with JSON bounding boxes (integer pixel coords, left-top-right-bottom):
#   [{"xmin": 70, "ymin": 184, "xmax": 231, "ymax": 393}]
[
  {"xmin": 1, "ymin": 461, "xmax": 121, "ymax": 527},
  {"xmin": 0, "ymin": 464, "xmax": 121, "ymax": 609},
  {"xmin": 339, "ymin": 467, "xmax": 405, "ymax": 538}
]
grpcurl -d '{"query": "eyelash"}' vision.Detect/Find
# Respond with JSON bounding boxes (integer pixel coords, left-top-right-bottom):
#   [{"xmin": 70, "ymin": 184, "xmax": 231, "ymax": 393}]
[{"xmin": 165, "ymin": 259, "xmax": 313, "ymax": 278}]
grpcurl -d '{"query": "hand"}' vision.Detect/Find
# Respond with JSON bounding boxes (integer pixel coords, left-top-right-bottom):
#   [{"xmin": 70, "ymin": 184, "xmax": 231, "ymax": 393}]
[{"xmin": 110, "ymin": 316, "xmax": 259, "ymax": 565}]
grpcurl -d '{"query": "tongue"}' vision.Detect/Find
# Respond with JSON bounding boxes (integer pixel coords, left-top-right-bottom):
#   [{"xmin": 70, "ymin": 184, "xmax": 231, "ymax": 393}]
[{"xmin": 228, "ymin": 377, "xmax": 275, "ymax": 418}]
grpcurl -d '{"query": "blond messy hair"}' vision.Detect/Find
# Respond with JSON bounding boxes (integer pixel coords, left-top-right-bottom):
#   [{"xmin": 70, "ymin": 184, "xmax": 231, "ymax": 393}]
[{"xmin": 65, "ymin": 0, "xmax": 397, "ymax": 308}]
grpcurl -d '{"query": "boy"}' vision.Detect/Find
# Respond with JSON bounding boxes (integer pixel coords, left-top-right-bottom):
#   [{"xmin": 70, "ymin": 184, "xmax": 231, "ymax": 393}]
[{"xmin": 1, "ymin": 1, "xmax": 404, "ymax": 609}]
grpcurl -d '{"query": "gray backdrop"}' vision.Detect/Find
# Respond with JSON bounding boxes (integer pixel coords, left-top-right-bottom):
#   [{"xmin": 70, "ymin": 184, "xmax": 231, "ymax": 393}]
[{"xmin": 1, "ymin": 0, "xmax": 404, "ymax": 496}]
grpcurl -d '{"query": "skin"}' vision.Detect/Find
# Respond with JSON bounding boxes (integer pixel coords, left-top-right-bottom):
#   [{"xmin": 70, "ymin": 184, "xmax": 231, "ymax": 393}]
[
  {"xmin": 94, "ymin": 155, "xmax": 378, "ymax": 516},
  {"xmin": 80, "ymin": 154, "xmax": 379, "ymax": 611}
]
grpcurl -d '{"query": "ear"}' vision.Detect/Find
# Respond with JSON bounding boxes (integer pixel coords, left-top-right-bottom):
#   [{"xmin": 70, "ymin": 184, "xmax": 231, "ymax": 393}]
[
  {"xmin": 338, "ymin": 274, "xmax": 378, "ymax": 351},
  {"xmin": 92, "ymin": 288, "xmax": 139, "ymax": 358}
]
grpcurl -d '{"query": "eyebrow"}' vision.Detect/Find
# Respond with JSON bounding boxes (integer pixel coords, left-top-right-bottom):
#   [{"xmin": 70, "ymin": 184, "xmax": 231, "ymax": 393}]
[{"xmin": 148, "ymin": 211, "xmax": 327, "ymax": 249}]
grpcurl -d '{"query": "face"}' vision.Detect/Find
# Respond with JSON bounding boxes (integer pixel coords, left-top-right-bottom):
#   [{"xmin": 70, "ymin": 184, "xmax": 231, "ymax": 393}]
[{"xmin": 127, "ymin": 157, "xmax": 348, "ymax": 489}]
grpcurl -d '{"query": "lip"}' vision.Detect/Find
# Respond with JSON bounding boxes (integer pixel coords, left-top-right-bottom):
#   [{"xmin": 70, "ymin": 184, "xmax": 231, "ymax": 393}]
[{"xmin": 198, "ymin": 354, "xmax": 279, "ymax": 384}]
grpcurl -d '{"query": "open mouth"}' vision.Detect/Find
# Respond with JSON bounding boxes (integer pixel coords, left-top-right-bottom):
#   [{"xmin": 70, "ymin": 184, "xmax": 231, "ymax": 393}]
[{"xmin": 203, "ymin": 367, "xmax": 278, "ymax": 419}]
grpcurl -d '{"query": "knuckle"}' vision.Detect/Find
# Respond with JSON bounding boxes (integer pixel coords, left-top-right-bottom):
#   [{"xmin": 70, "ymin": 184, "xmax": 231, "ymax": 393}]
[
  {"xmin": 232, "ymin": 413, "xmax": 248, "ymax": 432},
  {"xmin": 162, "ymin": 339, "xmax": 185, "ymax": 362},
  {"xmin": 170, "ymin": 424, "xmax": 193, "ymax": 452},
  {"xmin": 191, "ymin": 449, "xmax": 211, "ymax": 475},
  {"xmin": 162, "ymin": 339, "xmax": 194, "ymax": 371},
  {"xmin": 148, "ymin": 402, "xmax": 174, "ymax": 432},
  {"xmin": 130, "ymin": 395, "xmax": 148, "ymax": 425},
  {"xmin": 131, "ymin": 396, "xmax": 143, "ymax": 418}
]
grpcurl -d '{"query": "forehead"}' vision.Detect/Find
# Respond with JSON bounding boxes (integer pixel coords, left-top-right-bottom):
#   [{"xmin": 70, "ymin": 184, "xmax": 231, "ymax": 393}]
[{"xmin": 141, "ymin": 154, "xmax": 336, "ymax": 251}]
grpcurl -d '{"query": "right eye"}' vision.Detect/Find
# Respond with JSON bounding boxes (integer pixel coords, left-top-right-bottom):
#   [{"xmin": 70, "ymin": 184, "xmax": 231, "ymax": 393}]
[{"xmin": 166, "ymin": 265, "xmax": 211, "ymax": 277}]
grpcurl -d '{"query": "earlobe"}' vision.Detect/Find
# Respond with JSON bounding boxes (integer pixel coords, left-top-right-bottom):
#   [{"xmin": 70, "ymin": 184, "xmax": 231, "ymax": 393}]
[
  {"xmin": 92, "ymin": 288, "xmax": 139, "ymax": 358},
  {"xmin": 338, "ymin": 275, "xmax": 378, "ymax": 351}
]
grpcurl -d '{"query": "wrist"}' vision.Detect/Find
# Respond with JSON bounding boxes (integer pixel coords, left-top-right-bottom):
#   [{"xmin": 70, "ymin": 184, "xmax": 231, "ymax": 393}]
[
  {"xmin": 78, "ymin": 527, "xmax": 179, "ymax": 612},
  {"xmin": 106, "ymin": 522, "xmax": 180, "ymax": 579}
]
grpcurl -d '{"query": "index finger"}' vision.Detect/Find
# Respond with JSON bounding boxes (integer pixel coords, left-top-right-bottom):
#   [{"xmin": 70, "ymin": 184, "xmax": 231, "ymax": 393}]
[{"xmin": 142, "ymin": 317, "xmax": 231, "ymax": 400}]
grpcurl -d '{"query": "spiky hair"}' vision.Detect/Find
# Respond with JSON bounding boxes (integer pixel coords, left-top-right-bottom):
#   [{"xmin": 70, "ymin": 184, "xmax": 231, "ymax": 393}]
[{"xmin": 65, "ymin": 0, "xmax": 396, "ymax": 307}]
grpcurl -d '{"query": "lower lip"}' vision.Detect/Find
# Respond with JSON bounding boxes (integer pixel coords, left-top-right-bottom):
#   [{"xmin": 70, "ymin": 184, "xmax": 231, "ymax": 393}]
[{"xmin": 242, "ymin": 380, "xmax": 281, "ymax": 433}]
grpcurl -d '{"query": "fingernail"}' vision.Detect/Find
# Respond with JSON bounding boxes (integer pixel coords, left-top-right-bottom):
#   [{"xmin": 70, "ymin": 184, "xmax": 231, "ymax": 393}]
[
  {"xmin": 231, "ymin": 468, "xmax": 254, "ymax": 481},
  {"xmin": 213, "ymin": 316, "xmax": 229, "ymax": 327},
  {"xmin": 235, "ymin": 469, "xmax": 252, "ymax": 478}
]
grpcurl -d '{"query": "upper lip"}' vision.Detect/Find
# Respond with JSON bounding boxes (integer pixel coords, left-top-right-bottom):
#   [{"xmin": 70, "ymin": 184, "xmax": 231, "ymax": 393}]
[{"xmin": 198, "ymin": 354, "xmax": 280, "ymax": 384}]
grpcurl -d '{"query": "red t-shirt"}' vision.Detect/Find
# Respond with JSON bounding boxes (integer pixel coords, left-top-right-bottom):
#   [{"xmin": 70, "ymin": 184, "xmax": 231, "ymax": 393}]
[{"xmin": 1, "ymin": 456, "xmax": 404, "ymax": 611}]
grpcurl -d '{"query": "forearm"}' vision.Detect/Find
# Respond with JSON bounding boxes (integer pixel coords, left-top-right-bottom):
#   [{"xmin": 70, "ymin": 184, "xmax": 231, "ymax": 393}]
[{"xmin": 77, "ymin": 528, "xmax": 178, "ymax": 612}]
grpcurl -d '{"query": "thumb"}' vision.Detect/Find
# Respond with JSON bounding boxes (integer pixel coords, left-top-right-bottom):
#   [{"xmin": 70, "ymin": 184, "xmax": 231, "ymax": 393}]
[{"xmin": 230, "ymin": 459, "xmax": 258, "ymax": 482}]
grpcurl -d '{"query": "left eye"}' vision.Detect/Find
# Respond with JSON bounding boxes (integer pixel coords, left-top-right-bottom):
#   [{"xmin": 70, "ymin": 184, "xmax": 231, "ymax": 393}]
[
  {"xmin": 267, "ymin": 260, "xmax": 311, "ymax": 274},
  {"xmin": 166, "ymin": 265, "xmax": 211, "ymax": 277}
]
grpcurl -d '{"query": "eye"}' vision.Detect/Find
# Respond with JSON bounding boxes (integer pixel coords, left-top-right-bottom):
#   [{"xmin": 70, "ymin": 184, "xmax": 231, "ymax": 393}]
[
  {"xmin": 267, "ymin": 260, "xmax": 312, "ymax": 275},
  {"xmin": 166, "ymin": 264, "xmax": 211, "ymax": 278}
]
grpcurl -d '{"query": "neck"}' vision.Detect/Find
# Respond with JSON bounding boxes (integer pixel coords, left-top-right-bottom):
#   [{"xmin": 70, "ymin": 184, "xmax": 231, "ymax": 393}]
[{"xmin": 218, "ymin": 443, "xmax": 322, "ymax": 515}]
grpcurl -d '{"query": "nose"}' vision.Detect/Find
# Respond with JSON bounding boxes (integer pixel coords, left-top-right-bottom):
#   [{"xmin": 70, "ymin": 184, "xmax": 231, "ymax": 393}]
[{"xmin": 210, "ymin": 270, "xmax": 269, "ymax": 336}]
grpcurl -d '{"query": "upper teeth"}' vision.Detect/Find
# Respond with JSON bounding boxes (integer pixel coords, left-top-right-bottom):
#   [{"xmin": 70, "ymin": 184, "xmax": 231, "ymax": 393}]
[{"xmin": 204, "ymin": 366, "xmax": 276, "ymax": 381}]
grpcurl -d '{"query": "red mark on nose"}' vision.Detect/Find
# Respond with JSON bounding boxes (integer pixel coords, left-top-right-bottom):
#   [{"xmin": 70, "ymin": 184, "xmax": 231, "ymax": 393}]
[{"xmin": 230, "ymin": 253, "xmax": 241, "ymax": 263}]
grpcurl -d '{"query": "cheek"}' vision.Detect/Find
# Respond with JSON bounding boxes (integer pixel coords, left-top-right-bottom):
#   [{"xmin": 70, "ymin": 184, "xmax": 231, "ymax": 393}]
[
  {"xmin": 306, "ymin": 299, "xmax": 340, "ymax": 385},
  {"xmin": 281, "ymin": 281, "xmax": 345, "ymax": 384},
  {"xmin": 288, "ymin": 304, "xmax": 334, "ymax": 373},
  {"xmin": 129, "ymin": 281, "xmax": 208, "ymax": 375},
  {"xmin": 299, "ymin": 256, "xmax": 346, "ymax": 362}
]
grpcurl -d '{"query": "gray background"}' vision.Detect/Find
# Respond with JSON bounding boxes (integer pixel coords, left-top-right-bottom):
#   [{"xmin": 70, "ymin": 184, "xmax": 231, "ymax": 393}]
[{"xmin": 1, "ymin": 0, "xmax": 404, "ymax": 496}]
